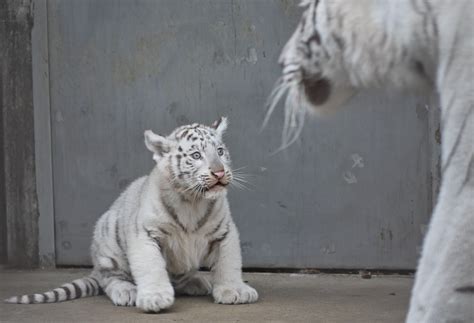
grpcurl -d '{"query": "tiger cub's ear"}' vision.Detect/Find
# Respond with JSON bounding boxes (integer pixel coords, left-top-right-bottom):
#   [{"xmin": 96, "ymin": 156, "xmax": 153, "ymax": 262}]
[
  {"xmin": 211, "ymin": 116, "xmax": 228, "ymax": 137},
  {"xmin": 144, "ymin": 130, "xmax": 173, "ymax": 161}
]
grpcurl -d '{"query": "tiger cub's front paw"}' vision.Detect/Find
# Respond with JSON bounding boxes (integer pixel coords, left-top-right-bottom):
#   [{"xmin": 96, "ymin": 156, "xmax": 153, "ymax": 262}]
[
  {"xmin": 213, "ymin": 283, "xmax": 258, "ymax": 304},
  {"xmin": 136, "ymin": 285, "xmax": 175, "ymax": 313},
  {"xmin": 107, "ymin": 281, "xmax": 137, "ymax": 306}
]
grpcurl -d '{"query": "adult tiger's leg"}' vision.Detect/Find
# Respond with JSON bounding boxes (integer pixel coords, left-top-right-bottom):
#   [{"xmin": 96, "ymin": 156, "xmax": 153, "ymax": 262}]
[{"xmin": 407, "ymin": 9, "xmax": 474, "ymax": 320}]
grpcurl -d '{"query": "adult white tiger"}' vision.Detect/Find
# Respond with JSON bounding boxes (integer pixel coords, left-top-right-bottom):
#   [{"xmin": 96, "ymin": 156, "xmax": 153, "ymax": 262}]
[
  {"xmin": 5, "ymin": 118, "xmax": 258, "ymax": 312},
  {"xmin": 270, "ymin": 0, "xmax": 473, "ymax": 322}
]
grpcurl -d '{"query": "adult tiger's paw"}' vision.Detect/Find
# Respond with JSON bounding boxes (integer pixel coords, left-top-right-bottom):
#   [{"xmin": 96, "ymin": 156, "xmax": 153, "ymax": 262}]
[
  {"xmin": 136, "ymin": 285, "xmax": 174, "ymax": 313},
  {"xmin": 213, "ymin": 283, "xmax": 258, "ymax": 304}
]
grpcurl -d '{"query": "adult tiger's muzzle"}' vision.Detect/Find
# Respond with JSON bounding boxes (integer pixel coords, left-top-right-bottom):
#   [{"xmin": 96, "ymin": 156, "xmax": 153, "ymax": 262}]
[
  {"xmin": 301, "ymin": 76, "xmax": 357, "ymax": 115},
  {"xmin": 303, "ymin": 76, "xmax": 331, "ymax": 106}
]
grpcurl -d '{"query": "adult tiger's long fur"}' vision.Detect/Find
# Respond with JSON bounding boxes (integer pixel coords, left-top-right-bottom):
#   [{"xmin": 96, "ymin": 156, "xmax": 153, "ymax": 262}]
[
  {"xmin": 5, "ymin": 118, "xmax": 258, "ymax": 312},
  {"xmin": 271, "ymin": 1, "xmax": 473, "ymax": 322}
]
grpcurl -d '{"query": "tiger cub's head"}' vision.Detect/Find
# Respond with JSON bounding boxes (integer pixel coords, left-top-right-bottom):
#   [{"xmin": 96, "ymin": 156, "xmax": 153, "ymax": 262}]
[{"xmin": 144, "ymin": 117, "xmax": 233, "ymax": 200}]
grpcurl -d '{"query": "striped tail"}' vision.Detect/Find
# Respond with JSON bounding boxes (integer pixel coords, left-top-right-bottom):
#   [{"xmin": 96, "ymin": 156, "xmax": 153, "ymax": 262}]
[{"xmin": 4, "ymin": 276, "xmax": 102, "ymax": 304}]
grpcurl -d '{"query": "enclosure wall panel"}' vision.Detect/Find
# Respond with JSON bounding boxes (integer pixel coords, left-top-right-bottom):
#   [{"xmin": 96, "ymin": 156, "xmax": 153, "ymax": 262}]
[{"xmin": 45, "ymin": 0, "xmax": 433, "ymax": 269}]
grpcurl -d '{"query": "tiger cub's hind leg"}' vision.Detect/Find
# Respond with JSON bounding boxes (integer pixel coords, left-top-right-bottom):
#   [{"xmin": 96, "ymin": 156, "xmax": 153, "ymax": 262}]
[{"xmin": 174, "ymin": 273, "xmax": 212, "ymax": 296}]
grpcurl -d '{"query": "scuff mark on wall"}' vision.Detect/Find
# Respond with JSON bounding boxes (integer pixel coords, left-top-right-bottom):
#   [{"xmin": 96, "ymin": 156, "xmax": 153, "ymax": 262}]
[
  {"xmin": 343, "ymin": 153, "xmax": 365, "ymax": 184},
  {"xmin": 277, "ymin": 201, "xmax": 288, "ymax": 209},
  {"xmin": 351, "ymin": 153, "xmax": 364, "ymax": 168},
  {"xmin": 166, "ymin": 102, "xmax": 190, "ymax": 125},
  {"xmin": 435, "ymin": 127, "xmax": 441, "ymax": 144},
  {"xmin": 241, "ymin": 241, "xmax": 253, "ymax": 254},
  {"xmin": 343, "ymin": 171, "xmax": 357, "ymax": 184},
  {"xmin": 236, "ymin": 47, "xmax": 258, "ymax": 64},
  {"xmin": 380, "ymin": 228, "xmax": 393, "ymax": 241},
  {"xmin": 55, "ymin": 110, "xmax": 64, "ymax": 123},
  {"xmin": 321, "ymin": 243, "xmax": 336, "ymax": 254},
  {"xmin": 58, "ymin": 220, "xmax": 68, "ymax": 233},
  {"xmin": 415, "ymin": 102, "xmax": 428, "ymax": 120},
  {"xmin": 213, "ymin": 47, "xmax": 258, "ymax": 65},
  {"xmin": 62, "ymin": 241, "xmax": 72, "ymax": 250}
]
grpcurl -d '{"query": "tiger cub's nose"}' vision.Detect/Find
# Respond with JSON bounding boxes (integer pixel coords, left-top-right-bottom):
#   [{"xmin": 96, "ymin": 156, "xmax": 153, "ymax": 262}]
[{"xmin": 212, "ymin": 170, "xmax": 225, "ymax": 179}]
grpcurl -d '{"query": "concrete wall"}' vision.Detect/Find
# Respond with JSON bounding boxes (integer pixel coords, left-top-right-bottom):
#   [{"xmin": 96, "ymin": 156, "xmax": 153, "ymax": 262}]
[
  {"xmin": 0, "ymin": 83, "xmax": 5, "ymax": 264},
  {"xmin": 32, "ymin": 0, "xmax": 436, "ymax": 269},
  {"xmin": 1, "ymin": 0, "xmax": 39, "ymax": 268}
]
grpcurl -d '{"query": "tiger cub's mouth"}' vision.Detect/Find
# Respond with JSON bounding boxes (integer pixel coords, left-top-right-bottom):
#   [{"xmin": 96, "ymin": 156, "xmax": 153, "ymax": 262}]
[{"xmin": 206, "ymin": 181, "xmax": 229, "ymax": 192}]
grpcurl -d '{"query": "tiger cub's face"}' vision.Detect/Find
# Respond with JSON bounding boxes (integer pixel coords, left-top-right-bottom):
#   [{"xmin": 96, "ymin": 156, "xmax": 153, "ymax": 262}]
[{"xmin": 145, "ymin": 117, "xmax": 232, "ymax": 200}]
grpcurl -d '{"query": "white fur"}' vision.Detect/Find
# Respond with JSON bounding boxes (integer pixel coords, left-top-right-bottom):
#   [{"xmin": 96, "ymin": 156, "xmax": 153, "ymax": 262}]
[
  {"xmin": 90, "ymin": 119, "xmax": 257, "ymax": 312},
  {"xmin": 275, "ymin": 1, "xmax": 473, "ymax": 322}
]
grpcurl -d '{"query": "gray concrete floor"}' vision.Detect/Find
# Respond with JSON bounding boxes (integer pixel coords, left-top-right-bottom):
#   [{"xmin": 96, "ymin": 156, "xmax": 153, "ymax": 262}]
[{"xmin": 0, "ymin": 269, "xmax": 413, "ymax": 322}]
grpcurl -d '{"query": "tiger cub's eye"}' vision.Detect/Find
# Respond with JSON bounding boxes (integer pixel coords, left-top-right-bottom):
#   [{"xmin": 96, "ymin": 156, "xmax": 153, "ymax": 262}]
[
  {"xmin": 191, "ymin": 152, "xmax": 201, "ymax": 160},
  {"xmin": 217, "ymin": 148, "xmax": 224, "ymax": 156}
]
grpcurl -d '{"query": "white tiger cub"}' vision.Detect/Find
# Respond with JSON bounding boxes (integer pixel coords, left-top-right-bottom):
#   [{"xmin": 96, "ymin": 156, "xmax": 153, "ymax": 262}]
[
  {"xmin": 271, "ymin": 1, "xmax": 473, "ymax": 323},
  {"xmin": 5, "ymin": 117, "xmax": 258, "ymax": 312}
]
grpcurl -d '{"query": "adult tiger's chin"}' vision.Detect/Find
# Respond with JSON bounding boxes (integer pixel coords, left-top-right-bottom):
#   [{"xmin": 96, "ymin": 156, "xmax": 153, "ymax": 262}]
[{"xmin": 302, "ymin": 77, "xmax": 357, "ymax": 116}]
